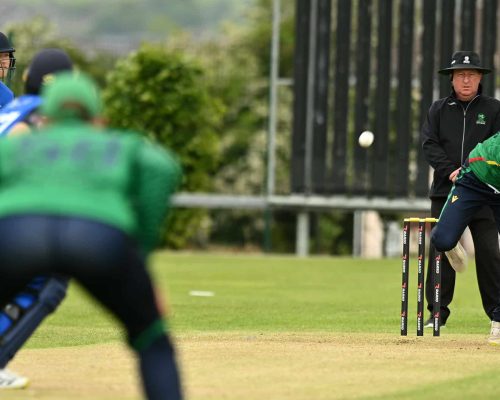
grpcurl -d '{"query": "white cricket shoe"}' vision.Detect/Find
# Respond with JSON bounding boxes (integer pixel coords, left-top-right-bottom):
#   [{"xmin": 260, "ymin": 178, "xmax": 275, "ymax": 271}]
[
  {"xmin": 445, "ymin": 242, "xmax": 467, "ymax": 273},
  {"xmin": 0, "ymin": 369, "xmax": 29, "ymax": 389},
  {"xmin": 489, "ymin": 321, "xmax": 500, "ymax": 346}
]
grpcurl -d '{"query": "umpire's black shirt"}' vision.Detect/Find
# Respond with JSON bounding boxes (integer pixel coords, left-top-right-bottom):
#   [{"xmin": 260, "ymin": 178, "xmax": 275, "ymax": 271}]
[{"xmin": 422, "ymin": 87, "xmax": 500, "ymax": 199}]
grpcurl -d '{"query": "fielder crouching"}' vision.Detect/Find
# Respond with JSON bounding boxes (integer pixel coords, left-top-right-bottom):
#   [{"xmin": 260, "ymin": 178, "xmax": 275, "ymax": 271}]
[{"xmin": 0, "ymin": 72, "xmax": 183, "ymax": 399}]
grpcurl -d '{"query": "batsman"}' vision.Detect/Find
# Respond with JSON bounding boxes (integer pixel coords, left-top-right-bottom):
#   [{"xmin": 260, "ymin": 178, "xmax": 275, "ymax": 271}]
[
  {"xmin": 0, "ymin": 45, "xmax": 75, "ymax": 388},
  {"xmin": 0, "ymin": 32, "xmax": 15, "ymax": 109}
]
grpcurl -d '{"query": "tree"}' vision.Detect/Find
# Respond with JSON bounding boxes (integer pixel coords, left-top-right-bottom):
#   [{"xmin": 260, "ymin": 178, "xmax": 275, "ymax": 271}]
[
  {"xmin": 159, "ymin": 0, "xmax": 297, "ymax": 250},
  {"xmin": 103, "ymin": 44, "xmax": 222, "ymax": 248}
]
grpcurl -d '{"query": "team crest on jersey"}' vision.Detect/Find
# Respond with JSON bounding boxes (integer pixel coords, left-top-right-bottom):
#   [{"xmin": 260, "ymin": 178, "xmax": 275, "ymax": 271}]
[
  {"xmin": 451, "ymin": 195, "xmax": 459, "ymax": 203},
  {"xmin": 476, "ymin": 113, "xmax": 486, "ymax": 125}
]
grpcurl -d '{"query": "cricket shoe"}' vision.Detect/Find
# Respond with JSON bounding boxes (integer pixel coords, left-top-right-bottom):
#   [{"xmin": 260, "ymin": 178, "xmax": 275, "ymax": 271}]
[
  {"xmin": 0, "ymin": 369, "xmax": 29, "ymax": 389},
  {"xmin": 445, "ymin": 242, "xmax": 467, "ymax": 273},
  {"xmin": 488, "ymin": 321, "xmax": 500, "ymax": 346},
  {"xmin": 424, "ymin": 316, "xmax": 446, "ymax": 329}
]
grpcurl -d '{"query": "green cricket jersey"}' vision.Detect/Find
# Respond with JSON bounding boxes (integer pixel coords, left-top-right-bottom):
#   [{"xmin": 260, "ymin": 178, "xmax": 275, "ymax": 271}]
[
  {"xmin": 0, "ymin": 120, "xmax": 181, "ymax": 254},
  {"xmin": 468, "ymin": 132, "xmax": 500, "ymax": 190}
]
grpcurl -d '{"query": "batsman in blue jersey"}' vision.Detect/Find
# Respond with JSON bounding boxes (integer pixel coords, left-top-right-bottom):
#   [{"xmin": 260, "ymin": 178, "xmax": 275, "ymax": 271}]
[
  {"xmin": 0, "ymin": 32, "xmax": 15, "ymax": 109},
  {"xmin": 0, "ymin": 45, "xmax": 74, "ymax": 389}
]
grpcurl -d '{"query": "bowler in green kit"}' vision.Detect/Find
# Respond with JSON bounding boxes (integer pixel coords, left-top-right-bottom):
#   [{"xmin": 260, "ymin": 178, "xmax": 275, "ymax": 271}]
[{"xmin": 432, "ymin": 131, "xmax": 500, "ymax": 346}]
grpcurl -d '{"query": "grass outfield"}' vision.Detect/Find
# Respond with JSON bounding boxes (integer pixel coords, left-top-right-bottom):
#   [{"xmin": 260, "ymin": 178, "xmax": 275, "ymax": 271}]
[{"xmin": 5, "ymin": 251, "xmax": 500, "ymax": 399}]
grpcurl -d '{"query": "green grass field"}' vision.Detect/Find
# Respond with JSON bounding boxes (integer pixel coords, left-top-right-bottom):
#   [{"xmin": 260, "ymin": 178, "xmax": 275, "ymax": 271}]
[{"xmin": 6, "ymin": 251, "xmax": 500, "ymax": 399}]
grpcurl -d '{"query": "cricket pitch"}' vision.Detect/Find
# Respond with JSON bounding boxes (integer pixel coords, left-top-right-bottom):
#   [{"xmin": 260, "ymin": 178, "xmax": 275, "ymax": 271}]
[{"xmin": 3, "ymin": 332, "xmax": 500, "ymax": 400}]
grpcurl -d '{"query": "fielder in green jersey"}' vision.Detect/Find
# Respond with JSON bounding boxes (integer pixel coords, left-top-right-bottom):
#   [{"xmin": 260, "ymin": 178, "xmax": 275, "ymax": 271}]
[{"xmin": 0, "ymin": 72, "xmax": 183, "ymax": 399}]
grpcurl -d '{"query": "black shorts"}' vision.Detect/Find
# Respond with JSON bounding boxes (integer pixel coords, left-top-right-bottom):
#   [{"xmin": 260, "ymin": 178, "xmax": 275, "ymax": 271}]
[{"xmin": 0, "ymin": 215, "xmax": 162, "ymax": 343}]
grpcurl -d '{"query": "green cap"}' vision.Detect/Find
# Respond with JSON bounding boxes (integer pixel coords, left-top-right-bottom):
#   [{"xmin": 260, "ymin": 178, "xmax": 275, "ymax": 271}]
[{"xmin": 41, "ymin": 72, "xmax": 101, "ymax": 120}]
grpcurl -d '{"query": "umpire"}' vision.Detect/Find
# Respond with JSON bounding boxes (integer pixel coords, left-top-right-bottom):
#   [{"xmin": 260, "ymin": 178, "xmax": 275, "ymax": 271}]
[
  {"xmin": 0, "ymin": 72, "xmax": 183, "ymax": 399},
  {"xmin": 422, "ymin": 51, "xmax": 500, "ymax": 328}
]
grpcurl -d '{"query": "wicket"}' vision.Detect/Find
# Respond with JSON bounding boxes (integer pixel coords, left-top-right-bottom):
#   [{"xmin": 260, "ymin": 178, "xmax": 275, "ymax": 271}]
[{"xmin": 401, "ymin": 217, "xmax": 442, "ymax": 337}]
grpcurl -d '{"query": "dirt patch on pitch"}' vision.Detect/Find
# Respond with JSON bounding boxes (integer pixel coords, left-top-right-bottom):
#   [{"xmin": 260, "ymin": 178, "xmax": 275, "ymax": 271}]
[
  {"xmin": 4, "ymin": 343, "xmax": 140, "ymax": 400},
  {"xmin": 3, "ymin": 332, "xmax": 500, "ymax": 399}
]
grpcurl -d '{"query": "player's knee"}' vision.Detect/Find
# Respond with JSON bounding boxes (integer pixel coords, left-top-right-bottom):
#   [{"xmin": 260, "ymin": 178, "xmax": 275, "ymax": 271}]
[
  {"xmin": 130, "ymin": 319, "xmax": 169, "ymax": 353},
  {"xmin": 431, "ymin": 226, "xmax": 457, "ymax": 252}
]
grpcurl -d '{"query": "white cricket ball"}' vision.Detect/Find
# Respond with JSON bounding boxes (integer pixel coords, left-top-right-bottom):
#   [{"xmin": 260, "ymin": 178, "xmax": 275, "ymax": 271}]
[{"xmin": 358, "ymin": 130, "xmax": 374, "ymax": 148}]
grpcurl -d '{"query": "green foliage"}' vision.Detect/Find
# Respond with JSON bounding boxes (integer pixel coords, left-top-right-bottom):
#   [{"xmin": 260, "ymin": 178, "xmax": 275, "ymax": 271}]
[
  {"xmin": 103, "ymin": 44, "xmax": 222, "ymax": 248},
  {"xmin": 167, "ymin": 31, "xmax": 265, "ymax": 195},
  {"xmin": 241, "ymin": 0, "xmax": 296, "ymax": 78},
  {"xmin": 161, "ymin": 1, "xmax": 355, "ymax": 255},
  {"xmin": 168, "ymin": 0, "xmax": 295, "ymax": 198},
  {"xmin": 208, "ymin": 210, "xmax": 266, "ymax": 249},
  {"xmin": 178, "ymin": 0, "xmax": 297, "ymax": 251},
  {"xmin": 312, "ymin": 212, "xmax": 354, "ymax": 255},
  {"xmin": 162, "ymin": 30, "xmax": 271, "ymax": 250}
]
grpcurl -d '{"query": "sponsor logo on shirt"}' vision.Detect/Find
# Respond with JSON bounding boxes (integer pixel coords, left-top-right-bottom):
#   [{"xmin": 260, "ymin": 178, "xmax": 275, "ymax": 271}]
[{"xmin": 476, "ymin": 113, "xmax": 486, "ymax": 125}]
